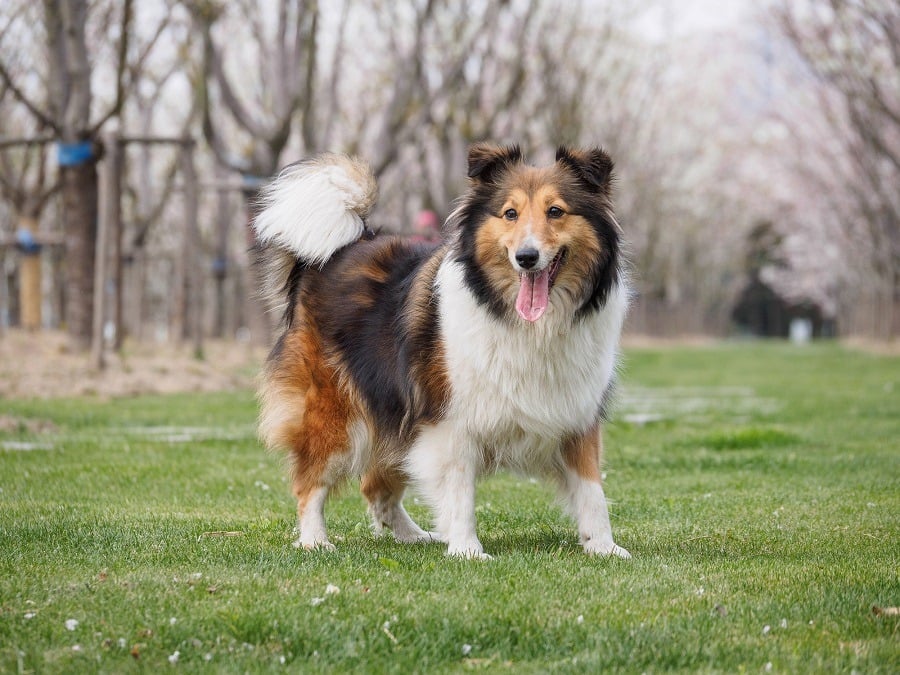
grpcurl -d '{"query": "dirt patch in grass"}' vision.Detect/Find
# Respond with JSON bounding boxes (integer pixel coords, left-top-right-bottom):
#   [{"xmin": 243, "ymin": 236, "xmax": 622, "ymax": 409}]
[
  {"xmin": 841, "ymin": 337, "xmax": 900, "ymax": 356},
  {"xmin": 0, "ymin": 415, "xmax": 58, "ymax": 434},
  {"xmin": 0, "ymin": 330, "xmax": 266, "ymax": 399}
]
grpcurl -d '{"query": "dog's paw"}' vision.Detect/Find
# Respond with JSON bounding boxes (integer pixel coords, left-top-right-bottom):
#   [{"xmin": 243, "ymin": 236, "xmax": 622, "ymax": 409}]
[
  {"xmin": 446, "ymin": 542, "xmax": 492, "ymax": 560},
  {"xmin": 292, "ymin": 537, "xmax": 336, "ymax": 552},
  {"xmin": 584, "ymin": 540, "xmax": 631, "ymax": 559},
  {"xmin": 607, "ymin": 544, "xmax": 631, "ymax": 559},
  {"xmin": 448, "ymin": 550, "xmax": 494, "ymax": 561}
]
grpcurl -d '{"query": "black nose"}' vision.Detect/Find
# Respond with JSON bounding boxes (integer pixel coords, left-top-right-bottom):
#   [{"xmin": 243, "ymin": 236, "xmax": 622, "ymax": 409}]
[{"xmin": 515, "ymin": 247, "xmax": 540, "ymax": 270}]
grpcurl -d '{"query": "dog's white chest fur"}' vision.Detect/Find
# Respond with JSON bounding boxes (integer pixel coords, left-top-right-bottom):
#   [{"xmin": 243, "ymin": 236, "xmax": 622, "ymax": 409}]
[{"xmin": 435, "ymin": 259, "xmax": 627, "ymax": 462}]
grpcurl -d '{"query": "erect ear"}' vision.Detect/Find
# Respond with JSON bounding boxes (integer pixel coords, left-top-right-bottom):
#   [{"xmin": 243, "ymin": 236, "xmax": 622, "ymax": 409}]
[
  {"xmin": 467, "ymin": 143, "xmax": 523, "ymax": 182},
  {"xmin": 556, "ymin": 146, "xmax": 614, "ymax": 191}
]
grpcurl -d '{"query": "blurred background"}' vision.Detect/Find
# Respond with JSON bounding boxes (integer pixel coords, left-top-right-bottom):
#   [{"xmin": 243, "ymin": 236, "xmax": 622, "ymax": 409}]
[{"xmin": 0, "ymin": 0, "xmax": 897, "ymax": 369}]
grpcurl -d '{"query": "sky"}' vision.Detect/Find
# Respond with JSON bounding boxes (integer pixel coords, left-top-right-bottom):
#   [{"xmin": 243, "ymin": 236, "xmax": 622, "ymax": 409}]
[{"xmin": 632, "ymin": 0, "xmax": 756, "ymax": 41}]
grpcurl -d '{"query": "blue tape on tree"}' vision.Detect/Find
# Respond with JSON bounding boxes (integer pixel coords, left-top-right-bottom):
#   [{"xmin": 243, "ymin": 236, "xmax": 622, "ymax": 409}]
[
  {"xmin": 57, "ymin": 141, "xmax": 95, "ymax": 167},
  {"xmin": 16, "ymin": 229, "xmax": 41, "ymax": 255}
]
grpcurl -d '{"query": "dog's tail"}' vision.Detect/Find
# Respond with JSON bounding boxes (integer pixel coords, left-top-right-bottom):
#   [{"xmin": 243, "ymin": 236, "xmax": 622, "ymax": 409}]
[{"xmin": 253, "ymin": 153, "xmax": 378, "ymax": 313}]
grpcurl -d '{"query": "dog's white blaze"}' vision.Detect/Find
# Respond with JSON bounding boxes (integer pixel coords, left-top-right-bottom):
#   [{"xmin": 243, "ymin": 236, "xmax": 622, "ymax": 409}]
[
  {"xmin": 510, "ymin": 233, "xmax": 557, "ymax": 272},
  {"xmin": 254, "ymin": 163, "xmax": 369, "ymax": 266}
]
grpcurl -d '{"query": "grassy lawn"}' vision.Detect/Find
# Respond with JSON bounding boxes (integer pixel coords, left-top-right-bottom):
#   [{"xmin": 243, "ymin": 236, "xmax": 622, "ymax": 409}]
[{"xmin": 1, "ymin": 342, "xmax": 898, "ymax": 673}]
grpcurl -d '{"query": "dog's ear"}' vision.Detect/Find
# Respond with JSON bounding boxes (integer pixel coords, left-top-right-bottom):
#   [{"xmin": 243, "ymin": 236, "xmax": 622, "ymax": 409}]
[
  {"xmin": 467, "ymin": 143, "xmax": 523, "ymax": 182},
  {"xmin": 556, "ymin": 146, "xmax": 614, "ymax": 192}
]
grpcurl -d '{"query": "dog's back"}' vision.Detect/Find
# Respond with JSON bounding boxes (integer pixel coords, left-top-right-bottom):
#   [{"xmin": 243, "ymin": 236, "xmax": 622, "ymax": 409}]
[{"xmin": 267, "ymin": 237, "xmax": 446, "ymax": 436}]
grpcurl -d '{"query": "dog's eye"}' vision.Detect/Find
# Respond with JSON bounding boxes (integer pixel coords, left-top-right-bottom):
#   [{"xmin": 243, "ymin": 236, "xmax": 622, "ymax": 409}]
[
  {"xmin": 503, "ymin": 208, "xmax": 518, "ymax": 221},
  {"xmin": 547, "ymin": 206, "xmax": 564, "ymax": 219}
]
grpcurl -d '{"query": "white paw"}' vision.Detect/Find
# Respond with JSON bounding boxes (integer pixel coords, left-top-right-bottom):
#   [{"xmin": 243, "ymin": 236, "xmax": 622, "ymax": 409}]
[
  {"xmin": 583, "ymin": 540, "xmax": 631, "ymax": 558},
  {"xmin": 292, "ymin": 537, "xmax": 336, "ymax": 551},
  {"xmin": 446, "ymin": 542, "xmax": 492, "ymax": 560}
]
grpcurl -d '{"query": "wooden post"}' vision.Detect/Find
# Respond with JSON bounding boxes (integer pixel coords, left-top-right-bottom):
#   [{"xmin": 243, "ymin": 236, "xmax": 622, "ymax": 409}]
[
  {"xmin": 92, "ymin": 131, "xmax": 121, "ymax": 370},
  {"xmin": 17, "ymin": 217, "xmax": 42, "ymax": 330},
  {"xmin": 0, "ymin": 249, "xmax": 6, "ymax": 337},
  {"xmin": 180, "ymin": 139, "xmax": 203, "ymax": 358},
  {"xmin": 112, "ymin": 146, "xmax": 125, "ymax": 351},
  {"xmin": 213, "ymin": 168, "xmax": 231, "ymax": 339},
  {"xmin": 19, "ymin": 254, "xmax": 41, "ymax": 330}
]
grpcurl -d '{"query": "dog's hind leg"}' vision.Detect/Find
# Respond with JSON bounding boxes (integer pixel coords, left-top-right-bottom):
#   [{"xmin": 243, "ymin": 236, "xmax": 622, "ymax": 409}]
[
  {"xmin": 289, "ymin": 391, "xmax": 360, "ymax": 551},
  {"xmin": 559, "ymin": 426, "xmax": 631, "ymax": 558},
  {"xmin": 290, "ymin": 446, "xmax": 349, "ymax": 551},
  {"xmin": 361, "ymin": 467, "xmax": 437, "ymax": 544},
  {"xmin": 293, "ymin": 472, "xmax": 334, "ymax": 551},
  {"xmin": 264, "ymin": 366, "xmax": 356, "ymax": 551}
]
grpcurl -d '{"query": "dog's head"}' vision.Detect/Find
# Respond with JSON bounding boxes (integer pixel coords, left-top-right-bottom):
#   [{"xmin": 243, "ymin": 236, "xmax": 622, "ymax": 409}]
[{"xmin": 452, "ymin": 143, "xmax": 621, "ymax": 323}]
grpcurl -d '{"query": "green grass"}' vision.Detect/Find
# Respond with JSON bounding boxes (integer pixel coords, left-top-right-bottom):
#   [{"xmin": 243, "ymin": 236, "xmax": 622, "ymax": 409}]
[{"xmin": 1, "ymin": 342, "xmax": 898, "ymax": 673}]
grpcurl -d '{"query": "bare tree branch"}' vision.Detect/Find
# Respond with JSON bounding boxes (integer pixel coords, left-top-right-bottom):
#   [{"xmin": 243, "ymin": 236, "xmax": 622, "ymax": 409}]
[{"xmin": 0, "ymin": 60, "xmax": 60, "ymax": 133}]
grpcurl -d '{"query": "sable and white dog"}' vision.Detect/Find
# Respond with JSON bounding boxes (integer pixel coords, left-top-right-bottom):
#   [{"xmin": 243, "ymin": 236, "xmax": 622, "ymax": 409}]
[{"xmin": 254, "ymin": 143, "xmax": 630, "ymax": 559}]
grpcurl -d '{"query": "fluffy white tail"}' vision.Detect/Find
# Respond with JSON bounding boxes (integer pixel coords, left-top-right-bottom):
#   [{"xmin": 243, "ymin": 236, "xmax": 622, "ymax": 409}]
[
  {"xmin": 253, "ymin": 153, "xmax": 377, "ymax": 309},
  {"xmin": 254, "ymin": 153, "xmax": 377, "ymax": 264}
]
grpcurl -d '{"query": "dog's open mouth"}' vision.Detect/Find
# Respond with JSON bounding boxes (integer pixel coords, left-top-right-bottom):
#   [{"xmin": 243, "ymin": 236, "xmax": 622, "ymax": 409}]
[{"xmin": 515, "ymin": 248, "xmax": 566, "ymax": 322}]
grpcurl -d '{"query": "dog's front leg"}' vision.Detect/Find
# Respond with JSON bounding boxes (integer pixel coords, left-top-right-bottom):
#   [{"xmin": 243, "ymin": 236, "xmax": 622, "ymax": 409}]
[
  {"xmin": 560, "ymin": 426, "xmax": 631, "ymax": 558},
  {"xmin": 407, "ymin": 423, "xmax": 490, "ymax": 559},
  {"xmin": 440, "ymin": 458, "xmax": 487, "ymax": 559}
]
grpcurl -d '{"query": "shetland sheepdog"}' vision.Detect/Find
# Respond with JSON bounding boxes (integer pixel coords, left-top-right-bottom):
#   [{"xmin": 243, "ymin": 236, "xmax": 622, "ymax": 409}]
[{"xmin": 254, "ymin": 143, "xmax": 630, "ymax": 559}]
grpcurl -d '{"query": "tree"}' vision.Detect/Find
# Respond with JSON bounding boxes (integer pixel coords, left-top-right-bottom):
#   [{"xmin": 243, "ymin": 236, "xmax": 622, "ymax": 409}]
[
  {"xmin": 771, "ymin": 0, "xmax": 900, "ymax": 336},
  {"xmin": 0, "ymin": 0, "xmax": 171, "ymax": 348},
  {"xmin": 188, "ymin": 0, "xmax": 320, "ymax": 179}
]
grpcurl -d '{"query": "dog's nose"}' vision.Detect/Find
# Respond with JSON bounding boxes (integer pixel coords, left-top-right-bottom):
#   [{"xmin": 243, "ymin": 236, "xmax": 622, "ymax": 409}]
[{"xmin": 515, "ymin": 247, "xmax": 540, "ymax": 270}]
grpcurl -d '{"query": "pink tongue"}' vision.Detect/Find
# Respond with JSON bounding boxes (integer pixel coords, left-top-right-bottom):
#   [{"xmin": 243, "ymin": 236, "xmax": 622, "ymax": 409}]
[{"xmin": 515, "ymin": 269, "xmax": 550, "ymax": 322}]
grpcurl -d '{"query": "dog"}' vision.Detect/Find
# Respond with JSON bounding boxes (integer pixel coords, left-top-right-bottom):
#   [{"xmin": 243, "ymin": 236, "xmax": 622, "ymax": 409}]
[{"xmin": 254, "ymin": 143, "xmax": 630, "ymax": 559}]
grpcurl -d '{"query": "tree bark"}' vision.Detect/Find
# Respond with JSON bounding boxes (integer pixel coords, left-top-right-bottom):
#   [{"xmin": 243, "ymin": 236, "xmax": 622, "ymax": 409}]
[
  {"xmin": 180, "ymin": 141, "xmax": 203, "ymax": 358},
  {"xmin": 61, "ymin": 159, "xmax": 98, "ymax": 350}
]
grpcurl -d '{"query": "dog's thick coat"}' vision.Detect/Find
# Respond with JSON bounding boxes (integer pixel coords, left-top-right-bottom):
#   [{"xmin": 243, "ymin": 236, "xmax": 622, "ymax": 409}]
[{"xmin": 256, "ymin": 144, "xmax": 630, "ymax": 558}]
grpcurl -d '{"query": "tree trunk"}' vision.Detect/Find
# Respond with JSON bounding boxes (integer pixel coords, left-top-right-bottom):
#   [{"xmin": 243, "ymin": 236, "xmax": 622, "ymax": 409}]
[
  {"xmin": 126, "ymin": 246, "xmax": 147, "ymax": 342},
  {"xmin": 92, "ymin": 132, "xmax": 122, "ymax": 369},
  {"xmin": 61, "ymin": 160, "xmax": 98, "ymax": 350},
  {"xmin": 180, "ymin": 141, "xmax": 203, "ymax": 358}
]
